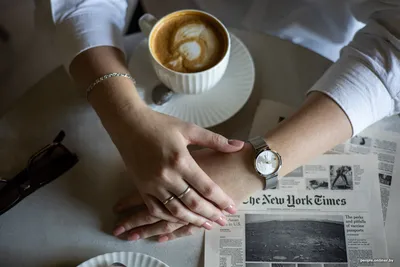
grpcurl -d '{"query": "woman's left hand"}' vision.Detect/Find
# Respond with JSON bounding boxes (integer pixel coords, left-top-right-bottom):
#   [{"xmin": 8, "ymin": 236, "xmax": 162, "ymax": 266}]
[
  {"xmin": 113, "ymin": 192, "xmax": 201, "ymax": 242},
  {"xmin": 113, "ymin": 145, "xmax": 262, "ymax": 242}
]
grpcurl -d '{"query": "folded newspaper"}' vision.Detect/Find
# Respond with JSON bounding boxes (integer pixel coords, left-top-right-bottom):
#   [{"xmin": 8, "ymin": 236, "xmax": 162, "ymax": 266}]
[{"xmin": 205, "ymin": 100, "xmax": 393, "ymax": 267}]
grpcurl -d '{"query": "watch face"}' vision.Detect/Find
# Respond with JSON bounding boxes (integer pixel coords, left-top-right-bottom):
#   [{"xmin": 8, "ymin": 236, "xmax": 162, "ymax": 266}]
[{"xmin": 255, "ymin": 150, "xmax": 279, "ymax": 176}]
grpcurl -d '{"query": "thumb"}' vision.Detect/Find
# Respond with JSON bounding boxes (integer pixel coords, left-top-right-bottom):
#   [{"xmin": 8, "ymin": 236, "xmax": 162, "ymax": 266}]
[{"xmin": 187, "ymin": 125, "xmax": 244, "ymax": 152}]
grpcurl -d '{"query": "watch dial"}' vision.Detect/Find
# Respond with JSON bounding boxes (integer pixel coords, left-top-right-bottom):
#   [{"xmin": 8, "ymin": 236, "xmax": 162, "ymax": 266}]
[{"xmin": 255, "ymin": 150, "xmax": 279, "ymax": 175}]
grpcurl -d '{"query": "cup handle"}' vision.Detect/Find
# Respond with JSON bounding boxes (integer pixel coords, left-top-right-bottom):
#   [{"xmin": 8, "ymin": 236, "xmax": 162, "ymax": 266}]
[{"xmin": 139, "ymin": 14, "xmax": 158, "ymax": 37}]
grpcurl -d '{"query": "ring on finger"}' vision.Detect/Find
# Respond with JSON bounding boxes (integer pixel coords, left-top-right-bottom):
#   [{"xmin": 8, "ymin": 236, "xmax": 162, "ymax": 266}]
[
  {"xmin": 162, "ymin": 195, "xmax": 175, "ymax": 205},
  {"xmin": 177, "ymin": 186, "xmax": 191, "ymax": 199}
]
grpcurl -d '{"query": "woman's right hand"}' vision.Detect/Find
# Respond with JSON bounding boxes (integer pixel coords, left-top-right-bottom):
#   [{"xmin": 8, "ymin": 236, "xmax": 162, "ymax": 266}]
[
  {"xmin": 108, "ymin": 103, "xmax": 244, "ymax": 234},
  {"xmin": 69, "ymin": 46, "xmax": 244, "ymax": 231}
]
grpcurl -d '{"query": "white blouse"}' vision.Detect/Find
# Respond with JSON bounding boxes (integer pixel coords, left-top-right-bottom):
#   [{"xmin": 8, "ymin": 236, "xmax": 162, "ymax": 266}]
[{"xmin": 39, "ymin": 0, "xmax": 400, "ymax": 136}]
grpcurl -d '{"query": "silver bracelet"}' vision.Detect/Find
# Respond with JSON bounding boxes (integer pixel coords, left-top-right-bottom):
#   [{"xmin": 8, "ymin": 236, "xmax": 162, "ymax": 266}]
[{"xmin": 86, "ymin": 73, "xmax": 136, "ymax": 99}]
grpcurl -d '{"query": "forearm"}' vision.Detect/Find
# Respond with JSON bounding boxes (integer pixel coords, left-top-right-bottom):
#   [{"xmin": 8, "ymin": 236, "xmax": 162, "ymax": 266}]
[
  {"xmin": 69, "ymin": 46, "xmax": 147, "ymax": 141},
  {"xmin": 266, "ymin": 92, "xmax": 352, "ymax": 176},
  {"xmin": 218, "ymin": 92, "xmax": 352, "ymax": 201},
  {"xmin": 194, "ymin": 92, "xmax": 352, "ymax": 205}
]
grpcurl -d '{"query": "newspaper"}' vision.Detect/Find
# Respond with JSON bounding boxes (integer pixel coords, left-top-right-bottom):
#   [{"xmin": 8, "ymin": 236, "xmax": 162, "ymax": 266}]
[
  {"xmin": 205, "ymin": 99, "xmax": 391, "ymax": 266},
  {"xmin": 205, "ymin": 154, "xmax": 389, "ymax": 267},
  {"xmin": 248, "ymin": 100, "xmax": 400, "ymax": 223}
]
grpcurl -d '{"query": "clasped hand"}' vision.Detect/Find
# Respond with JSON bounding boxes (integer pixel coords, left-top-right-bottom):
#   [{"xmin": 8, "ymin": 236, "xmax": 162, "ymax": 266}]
[
  {"xmin": 112, "ymin": 146, "xmax": 258, "ymax": 242},
  {"xmin": 109, "ymin": 106, "xmax": 249, "ymax": 237}
]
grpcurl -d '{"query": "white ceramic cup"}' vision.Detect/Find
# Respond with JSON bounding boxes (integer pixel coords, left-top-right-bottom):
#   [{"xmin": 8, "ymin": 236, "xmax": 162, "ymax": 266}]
[{"xmin": 139, "ymin": 10, "xmax": 231, "ymax": 95}]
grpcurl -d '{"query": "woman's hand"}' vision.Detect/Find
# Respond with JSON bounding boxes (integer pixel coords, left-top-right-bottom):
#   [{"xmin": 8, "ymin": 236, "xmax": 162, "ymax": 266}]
[
  {"xmin": 109, "ymin": 105, "xmax": 245, "ymax": 233},
  {"xmin": 69, "ymin": 47, "xmax": 245, "ymax": 231},
  {"xmin": 112, "ymin": 144, "xmax": 262, "ymax": 241}
]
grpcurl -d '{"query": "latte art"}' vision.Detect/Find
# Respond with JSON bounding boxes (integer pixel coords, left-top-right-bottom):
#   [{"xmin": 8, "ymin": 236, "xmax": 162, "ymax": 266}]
[
  {"xmin": 166, "ymin": 23, "xmax": 219, "ymax": 72},
  {"xmin": 151, "ymin": 11, "xmax": 227, "ymax": 73}
]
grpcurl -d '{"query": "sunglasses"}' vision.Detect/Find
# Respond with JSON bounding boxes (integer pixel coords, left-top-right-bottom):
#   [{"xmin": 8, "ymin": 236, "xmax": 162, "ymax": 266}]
[{"xmin": 0, "ymin": 131, "xmax": 79, "ymax": 216}]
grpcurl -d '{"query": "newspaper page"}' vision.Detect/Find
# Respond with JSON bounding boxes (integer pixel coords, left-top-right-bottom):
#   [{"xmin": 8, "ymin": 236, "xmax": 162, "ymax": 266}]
[
  {"xmin": 365, "ymin": 115, "xmax": 400, "ymax": 137},
  {"xmin": 385, "ymin": 161, "xmax": 400, "ymax": 264},
  {"xmin": 205, "ymin": 155, "xmax": 389, "ymax": 267},
  {"xmin": 248, "ymin": 100, "xmax": 400, "ymax": 223}
]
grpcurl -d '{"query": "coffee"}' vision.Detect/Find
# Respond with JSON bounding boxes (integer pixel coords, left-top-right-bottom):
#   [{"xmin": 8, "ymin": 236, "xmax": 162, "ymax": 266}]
[{"xmin": 150, "ymin": 11, "xmax": 228, "ymax": 73}]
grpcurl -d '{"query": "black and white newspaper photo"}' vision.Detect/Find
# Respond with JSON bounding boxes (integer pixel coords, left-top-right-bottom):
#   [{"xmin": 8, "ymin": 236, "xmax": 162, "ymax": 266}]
[
  {"xmin": 245, "ymin": 214, "xmax": 347, "ymax": 263},
  {"xmin": 306, "ymin": 178, "xmax": 329, "ymax": 190},
  {"xmin": 330, "ymin": 166, "xmax": 353, "ymax": 190}
]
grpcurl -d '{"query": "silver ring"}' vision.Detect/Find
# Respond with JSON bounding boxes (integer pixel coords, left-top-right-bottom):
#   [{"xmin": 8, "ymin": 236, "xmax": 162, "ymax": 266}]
[
  {"xmin": 162, "ymin": 195, "xmax": 175, "ymax": 205},
  {"xmin": 177, "ymin": 186, "xmax": 191, "ymax": 199}
]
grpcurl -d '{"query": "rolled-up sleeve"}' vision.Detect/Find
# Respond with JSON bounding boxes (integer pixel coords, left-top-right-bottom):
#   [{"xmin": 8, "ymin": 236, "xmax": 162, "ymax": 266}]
[
  {"xmin": 308, "ymin": 0, "xmax": 400, "ymax": 135},
  {"xmin": 40, "ymin": 0, "xmax": 128, "ymax": 69}
]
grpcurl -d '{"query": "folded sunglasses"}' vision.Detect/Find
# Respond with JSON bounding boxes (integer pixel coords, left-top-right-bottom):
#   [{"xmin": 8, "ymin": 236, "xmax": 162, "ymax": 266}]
[{"xmin": 0, "ymin": 131, "xmax": 79, "ymax": 216}]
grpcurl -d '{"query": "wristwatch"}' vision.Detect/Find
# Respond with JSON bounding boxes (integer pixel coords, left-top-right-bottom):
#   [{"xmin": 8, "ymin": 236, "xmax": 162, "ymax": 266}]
[{"xmin": 248, "ymin": 136, "xmax": 282, "ymax": 190}]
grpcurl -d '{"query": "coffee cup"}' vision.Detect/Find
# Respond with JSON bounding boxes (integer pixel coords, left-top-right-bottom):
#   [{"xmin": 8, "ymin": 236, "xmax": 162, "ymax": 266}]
[{"xmin": 139, "ymin": 10, "xmax": 231, "ymax": 94}]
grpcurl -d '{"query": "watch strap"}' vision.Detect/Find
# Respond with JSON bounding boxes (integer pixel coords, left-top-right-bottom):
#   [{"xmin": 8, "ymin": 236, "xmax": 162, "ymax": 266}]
[
  {"xmin": 248, "ymin": 136, "xmax": 269, "ymax": 151},
  {"xmin": 265, "ymin": 174, "xmax": 278, "ymax": 190}
]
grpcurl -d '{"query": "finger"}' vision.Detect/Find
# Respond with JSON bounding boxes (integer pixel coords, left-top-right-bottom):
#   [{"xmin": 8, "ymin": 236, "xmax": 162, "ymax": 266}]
[
  {"xmin": 143, "ymin": 195, "xmax": 180, "ymax": 223},
  {"xmin": 184, "ymin": 160, "xmax": 237, "ymax": 214},
  {"xmin": 168, "ymin": 184, "xmax": 227, "ymax": 226},
  {"xmin": 161, "ymin": 173, "xmax": 226, "ymax": 225},
  {"xmin": 186, "ymin": 124, "xmax": 244, "ymax": 152},
  {"xmin": 113, "ymin": 192, "xmax": 143, "ymax": 213},
  {"xmin": 125, "ymin": 220, "xmax": 185, "ymax": 241},
  {"xmin": 157, "ymin": 189, "xmax": 214, "ymax": 229},
  {"xmin": 113, "ymin": 209, "xmax": 161, "ymax": 236},
  {"xmin": 158, "ymin": 225, "xmax": 203, "ymax": 242}
]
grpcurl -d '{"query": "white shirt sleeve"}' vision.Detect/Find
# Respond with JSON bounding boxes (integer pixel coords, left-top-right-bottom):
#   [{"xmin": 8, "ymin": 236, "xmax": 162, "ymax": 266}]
[
  {"xmin": 42, "ymin": 0, "xmax": 128, "ymax": 69},
  {"xmin": 308, "ymin": 0, "xmax": 400, "ymax": 136}
]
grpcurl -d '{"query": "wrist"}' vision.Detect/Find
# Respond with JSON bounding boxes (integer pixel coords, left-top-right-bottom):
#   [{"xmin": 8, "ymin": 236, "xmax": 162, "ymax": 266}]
[
  {"xmin": 89, "ymin": 77, "xmax": 146, "ymax": 120},
  {"xmin": 70, "ymin": 46, "xmax": 128, "ymax": 89},
  {"xmin": 237, "ymin": 142, "xmax": 265, "ymax": 194},
  {"xmin": 69, "ymin": 47, "xmax": 149, "ymax": 128}
]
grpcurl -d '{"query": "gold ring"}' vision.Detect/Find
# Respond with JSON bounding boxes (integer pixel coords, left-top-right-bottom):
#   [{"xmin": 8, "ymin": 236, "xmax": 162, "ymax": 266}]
[
  {"xmin": 162, "ymin": 195, "xmax": 175, "ymax": 205},
  {"xmin": 177, "ymin": 186, "xmax": 191, "ymax": 199}
]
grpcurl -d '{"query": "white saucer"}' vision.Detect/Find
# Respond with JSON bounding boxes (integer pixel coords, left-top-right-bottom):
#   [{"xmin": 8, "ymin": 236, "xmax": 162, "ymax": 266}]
[
  {"xmin": 128, "ymin": 33, "xmax": 255, "ymax": 128},
  {"xmin": 77, "ymin": 252, "xmax": 169, "ymax": 267}
]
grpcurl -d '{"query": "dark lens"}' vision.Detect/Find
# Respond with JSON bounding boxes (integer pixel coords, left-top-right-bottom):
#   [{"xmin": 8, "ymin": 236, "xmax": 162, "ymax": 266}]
[
  {"xmin": 0, "ymin": 184, "xmax": 20, "ymax": 213},
  {"xmin": 28, "ymin": 145, "xmax": 70, "ymax": 185},
  {"xmin": 0, "ymin": 181, "xmax": 6, "ymax": 191}
]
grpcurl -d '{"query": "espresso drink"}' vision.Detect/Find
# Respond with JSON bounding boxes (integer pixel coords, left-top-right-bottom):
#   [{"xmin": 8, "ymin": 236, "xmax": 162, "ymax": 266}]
[{"xmin": 151, "ymin": 11, "xmax": 228, "ymax": 73}]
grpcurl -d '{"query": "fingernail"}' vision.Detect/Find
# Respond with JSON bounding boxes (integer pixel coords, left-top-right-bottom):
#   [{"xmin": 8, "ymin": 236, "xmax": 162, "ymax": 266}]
[
  {"xmin": 202, "ymin": 221, "xmax": 213, "ymax": 230},
  {"xmin": 128, "ymin": 233, "xmax": 140, "ymax": 241},
  {"xmin": 159, "ymin": 236, "xmax": 169, "ymax": 243},
  {"xmin": 228, "ymin": 139, "xmax": 244, "ymax": 147},
  {"xmin": 113, "ymin": 226, "xmax": 125, "ymax": 236},
  {"xmin": 225, "ymin": 204, "xmax": 237, "ymax": 214},
  {"xmin": 215, "ymin": 216, "xmax": 226, "ymax": 226}
]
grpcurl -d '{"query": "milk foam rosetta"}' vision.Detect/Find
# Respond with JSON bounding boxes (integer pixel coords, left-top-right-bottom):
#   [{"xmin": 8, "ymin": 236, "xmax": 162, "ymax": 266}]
[
  {"xmin": 166, "ymin": 22, "xmax": 220, "ymax": 72},
  {"xmin": 151, "ymin": 12, "xmax": 227, "ymax": 73}
]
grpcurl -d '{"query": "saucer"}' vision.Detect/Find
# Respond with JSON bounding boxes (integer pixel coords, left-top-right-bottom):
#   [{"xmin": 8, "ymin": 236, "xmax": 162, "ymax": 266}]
[{"xmin": 128, "ymin": 33, "xmax": 255, "ymax": 128}]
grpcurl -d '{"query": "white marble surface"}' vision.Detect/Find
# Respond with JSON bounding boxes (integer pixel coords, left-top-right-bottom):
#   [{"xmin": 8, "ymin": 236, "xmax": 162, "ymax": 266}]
[{"xmin": 0, "ymin": 29, "xmax": 332, "ymax": 267}]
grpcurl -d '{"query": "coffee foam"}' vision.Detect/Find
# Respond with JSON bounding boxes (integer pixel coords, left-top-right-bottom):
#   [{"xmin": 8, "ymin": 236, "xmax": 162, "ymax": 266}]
[
  {"xmin": 151, "ymin": 12, "xmax": 227, "ymax": 73},
  {"xmin": 165, "ymin": 22, "xmax": 219, "ymax": 72}
]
